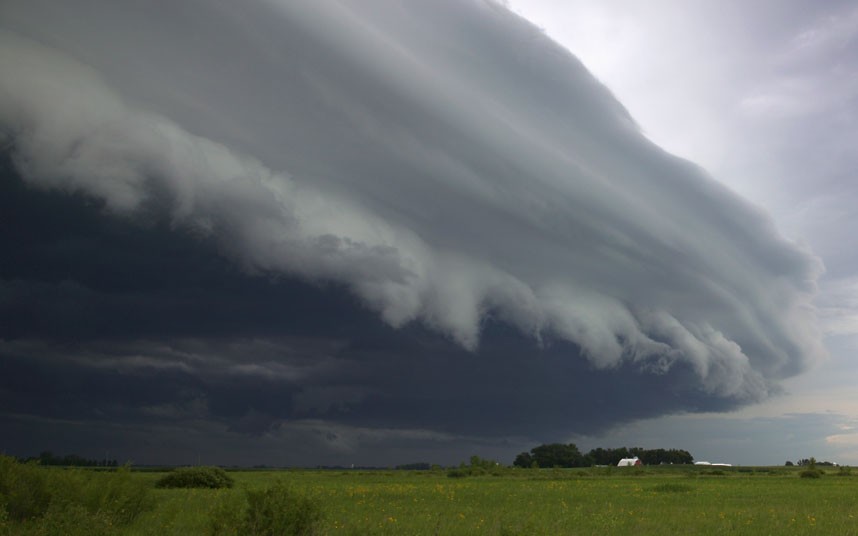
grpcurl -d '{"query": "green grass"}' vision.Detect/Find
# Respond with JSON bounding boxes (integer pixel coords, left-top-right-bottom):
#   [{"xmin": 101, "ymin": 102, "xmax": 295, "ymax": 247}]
[{"xmin": 5, "ymin": 462, "xmax": 858, "ymax": 535}]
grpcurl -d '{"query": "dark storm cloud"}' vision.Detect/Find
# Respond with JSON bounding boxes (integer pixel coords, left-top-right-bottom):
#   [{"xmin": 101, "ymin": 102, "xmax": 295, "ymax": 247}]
[
  {"xmin": 0, "ymin": 322, "xmax": 740, "ymax": 443},
  {"xmin": 0, "ymin": 0, "xmax": 825, "ymax": 463}
]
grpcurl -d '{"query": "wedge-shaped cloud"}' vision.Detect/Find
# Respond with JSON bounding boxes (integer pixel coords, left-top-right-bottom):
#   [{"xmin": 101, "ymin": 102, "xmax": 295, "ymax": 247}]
[{"xmin": 0, "ymin": 0, "xmax": 823, "ymax": 404}]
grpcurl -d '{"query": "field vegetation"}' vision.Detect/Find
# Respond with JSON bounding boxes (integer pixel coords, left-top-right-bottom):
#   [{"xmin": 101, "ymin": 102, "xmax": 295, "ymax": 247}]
[
  {"xmin": 155, "ymin": 467, "xmax": 235, "ymax": 489},
  {"xmin": 2, "ymin": 455, "xmax": 858, "ymax": 535}
]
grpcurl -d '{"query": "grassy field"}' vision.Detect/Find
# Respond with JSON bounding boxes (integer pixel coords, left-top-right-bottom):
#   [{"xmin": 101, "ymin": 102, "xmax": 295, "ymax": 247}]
[{"xmin": 4, "ymin": 462, "xmax": 858, "ymax": 535}]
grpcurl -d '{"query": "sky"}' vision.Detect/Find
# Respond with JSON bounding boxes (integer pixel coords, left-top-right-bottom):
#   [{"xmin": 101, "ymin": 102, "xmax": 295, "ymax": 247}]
[
  {"xmin": 0, "ymin": 0, "xmax": 855, "ymax": 467},
  {"xmin": 505, "ymin": 0, "xmax": 858, "ymax": 465}
]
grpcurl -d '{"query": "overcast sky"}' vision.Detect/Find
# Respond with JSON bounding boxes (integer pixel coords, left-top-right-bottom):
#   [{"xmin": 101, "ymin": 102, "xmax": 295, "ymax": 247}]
[{"xmin": 1, "ymin": 0, "xmax": 855, "ymax": 466}]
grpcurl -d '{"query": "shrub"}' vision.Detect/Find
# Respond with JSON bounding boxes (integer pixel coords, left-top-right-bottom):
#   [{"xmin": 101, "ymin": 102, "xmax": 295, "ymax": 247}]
[
  {"xmin": 800, "ymin": 469, "xmax": 822, "ymax": 478},
  {"xmin": 74, "ymin": 465, "xmax": 153, "ymax": 524},
  {"xmin": 799, "ymin": 458, "xmax": 824, "ymax": 478},
  {"xmin": 245, "ymin": 484, "xmax": 322, "ymax": 536},
  {"xmin": 156, "ymin": 466, "xmax": 235, "ymax": 489},
  {"xmin": 0, "ymin": 455, "xmax": 52, "ymax": 521},
  {"xmin": 446, "ymin": 468, "xmax": 468, "ymax": 478},
  {"xmin": 446, "ymin": 456, "xmax": 507, "ymax": 478},
  {"xmin": 210, "ymin": 483, "xmax": 323, "ymax": 536},
  {"xmin": 0, "ymin": 455, "xmax": 152, "ymax": 532},
  {"xmin": 34, "ymin": 503, "xmax": 114, "ymax": 536}
]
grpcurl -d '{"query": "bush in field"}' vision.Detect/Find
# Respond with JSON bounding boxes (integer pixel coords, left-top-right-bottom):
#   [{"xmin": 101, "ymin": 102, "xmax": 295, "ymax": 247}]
[
  {"xmin": 30, "ymin": 503, "xmax": 114, "ymax": 536},
  {"xmin": 69, "ymin": 465, "xmax": 153, "ymax": 524},
  {"xmin": 210, "ymin": 482, "xmax": 323, "ymax": 536},
  {"xmin": 245, "ymin": 484, "xmax": 322, "ymax": 536},
  {"xmin": 797, "ymin": 457, "xmax": 823, "ymax": 478},
  {"xmin": 447, "ymin": 455, "xmax": 506, "ymax": 478},
  {"xmin": 0, "ymin": 455, "xmax": 52, "ymax": 521},
  {"xmin": 156, "ymin": 466, "xmax": 234, "ymax": 489},
  {"xmin": 800, "ymin": 468, "xmax": 823, "ymax": 478},
  {"xmin": 446, "ymin": 468, "xmax": 467, "ymax": 478},
  {"xmin": 0, "ymin": 455, "xmax": 152, "ymax": 533}
]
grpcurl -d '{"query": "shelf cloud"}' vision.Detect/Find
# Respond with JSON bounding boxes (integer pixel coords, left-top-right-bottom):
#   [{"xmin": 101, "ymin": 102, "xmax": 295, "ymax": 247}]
[{"xmin": 0, "ymin": 0, "xmax": 825, "ymax": 463}]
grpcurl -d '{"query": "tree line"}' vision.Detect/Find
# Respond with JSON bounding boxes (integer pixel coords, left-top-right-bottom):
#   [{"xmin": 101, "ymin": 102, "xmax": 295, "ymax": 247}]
[
  {"xmin": 786, "ymin": 458, "xmax": 837, "ymax": 467},
  {"xmin": 513, "ymin": 443, "xmax": 693, "ymax": 468},
  {"xmin": 19, "ymin": 451, "xmax": 119, "ymax": 467}
]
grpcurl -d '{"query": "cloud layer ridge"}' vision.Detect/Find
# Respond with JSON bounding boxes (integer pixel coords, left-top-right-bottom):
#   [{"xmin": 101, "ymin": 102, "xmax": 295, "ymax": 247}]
[{"xmin": 0, "ymin": 0, "xmax": 824, "ymax": 402}]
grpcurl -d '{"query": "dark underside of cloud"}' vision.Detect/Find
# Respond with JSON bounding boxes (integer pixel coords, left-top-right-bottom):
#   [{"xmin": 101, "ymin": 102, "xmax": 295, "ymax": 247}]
[
  {"xmin": 0, "ymin": 157, "xmax": 736, "ymax": 462},
  {"xmin": 0, "ymin": 0, "xmax": 823, "ymax": 464}
]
